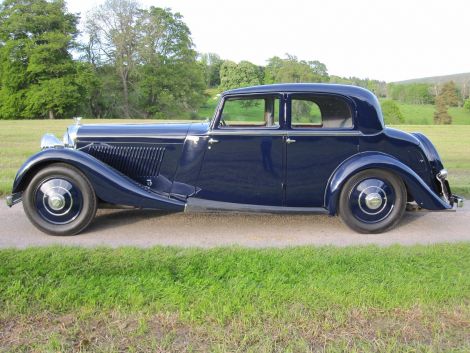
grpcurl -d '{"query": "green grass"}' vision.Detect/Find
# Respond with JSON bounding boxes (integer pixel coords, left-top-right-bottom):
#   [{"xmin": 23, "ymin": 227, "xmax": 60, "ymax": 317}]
[
  {"xmin": 392, "ymin": 102, "xmax": 470, "ymax": 125},
  {"xmin": 1, "ymin": 245, "xmax": 470, "ymax": 352}
]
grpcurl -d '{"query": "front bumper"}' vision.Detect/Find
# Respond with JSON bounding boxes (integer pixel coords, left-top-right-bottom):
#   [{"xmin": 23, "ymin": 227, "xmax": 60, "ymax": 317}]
[{"xmin": 6, "ymin": 192, "xmax": 22, "ymax": 207}]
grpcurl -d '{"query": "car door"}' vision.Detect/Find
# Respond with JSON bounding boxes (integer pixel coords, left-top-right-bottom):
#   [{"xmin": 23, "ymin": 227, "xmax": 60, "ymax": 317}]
[
  {"xmin": 285, "ymin": 93, "xmax": 360, "ymax": 207},
  {"xmin": 196, "ymin": 94, "xmax": 285, "ymax": 206}
]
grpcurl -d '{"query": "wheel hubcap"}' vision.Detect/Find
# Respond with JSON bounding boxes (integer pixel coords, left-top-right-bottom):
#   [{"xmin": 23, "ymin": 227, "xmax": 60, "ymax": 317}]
[
  {"xmin": 365, "ymin": 192, "xmax": 383, "ymax": 210},
  {"xmin": 48, "ymin": 194, "xmax": 66, "ymax": 211},
  {"xmin": 34, "ymin": 178, "xmax": 83, "ymax": 225},
  {"xmin": 349, "ymin": 178, "xmax": 395, "ymax": 223}
]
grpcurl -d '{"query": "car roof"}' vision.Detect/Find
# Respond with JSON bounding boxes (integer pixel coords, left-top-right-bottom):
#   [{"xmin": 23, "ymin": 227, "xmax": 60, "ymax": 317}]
[
  {"xmin": 222, "ymin": 83, "xmax": 384, "ymax": 134},
  {"xmin": 223, "ymin": 83, "xmax": 370, "ymax": 97}
]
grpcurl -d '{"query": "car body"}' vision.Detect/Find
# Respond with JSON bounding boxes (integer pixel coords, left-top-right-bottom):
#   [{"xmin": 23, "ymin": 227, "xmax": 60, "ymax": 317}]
[{"xmin": 7, "ymin": 83, "xmax": 463, "ymax": 235}]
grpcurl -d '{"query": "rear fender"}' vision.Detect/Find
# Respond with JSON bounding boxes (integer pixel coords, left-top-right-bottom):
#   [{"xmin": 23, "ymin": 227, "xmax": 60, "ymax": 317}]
[
  {"xmin": 325, "ymin": 151, "xmax": 450, "ymax": 215},
  {"xmin": 12, "ymin": 148, "xmax": 185, "ymax": 211}
]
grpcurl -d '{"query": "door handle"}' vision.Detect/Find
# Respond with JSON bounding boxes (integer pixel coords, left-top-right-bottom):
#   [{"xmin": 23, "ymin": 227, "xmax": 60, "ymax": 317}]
[
  {"xmin": 208, "ymin": 138, "xmax": 219, "ymax": 144},
  {"xmin": 286, "ymin": 138, "xmax": 296, "ymax": 144}
]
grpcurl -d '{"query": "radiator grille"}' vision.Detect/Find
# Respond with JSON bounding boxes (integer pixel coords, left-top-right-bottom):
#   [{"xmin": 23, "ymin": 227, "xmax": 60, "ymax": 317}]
[{"xmin": 85, "ymin": 144, "xmax": 166, "ymax": 178}]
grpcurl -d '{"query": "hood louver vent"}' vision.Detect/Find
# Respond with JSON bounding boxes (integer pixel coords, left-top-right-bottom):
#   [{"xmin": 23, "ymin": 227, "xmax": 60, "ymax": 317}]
[{"xmin": 84, "ymin": 144, "xmax": 166, "ymax": 179}]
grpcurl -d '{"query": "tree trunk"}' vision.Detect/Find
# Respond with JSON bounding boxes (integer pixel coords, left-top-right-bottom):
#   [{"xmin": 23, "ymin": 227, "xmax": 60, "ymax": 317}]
[
  {"xmin": 121, "ymin": 70, "xmax": 130, "ymax": 118},
  {"xmin": 48, "ymin": 110, "xmax": 54, "ymax": 119}
]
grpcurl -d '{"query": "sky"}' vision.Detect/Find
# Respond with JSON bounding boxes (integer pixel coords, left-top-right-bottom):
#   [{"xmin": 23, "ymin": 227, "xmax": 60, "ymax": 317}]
[{"xmin": 67, "ymin": 0, "xmax": 470, "ymax": 82}]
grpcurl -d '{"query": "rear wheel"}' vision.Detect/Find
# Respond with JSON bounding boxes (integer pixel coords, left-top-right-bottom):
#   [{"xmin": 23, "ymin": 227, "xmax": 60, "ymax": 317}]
[
  {"xmin": 338, "ymin": 169, "xmax": 406, "ymax": 233},
  {"xmin": 23, "ymin": 163, "xmax": 97, "ymax": 236}
]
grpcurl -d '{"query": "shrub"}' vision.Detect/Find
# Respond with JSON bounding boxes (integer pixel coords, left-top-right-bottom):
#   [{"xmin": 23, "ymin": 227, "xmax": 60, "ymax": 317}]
[{"xmin": 380, "ymin": 100, "xmax": 404, "ymax": 124}]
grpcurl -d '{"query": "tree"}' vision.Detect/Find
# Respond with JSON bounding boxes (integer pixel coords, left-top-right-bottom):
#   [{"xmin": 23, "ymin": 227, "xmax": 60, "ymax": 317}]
[
  {"xmin": 439, "ymin": 81, "xmax": 460, "ymax": 107},
  {"xmin": 264, "ymin": 54, "xmax": 329, "ymax": 84},
  {"xmin": 330, "ymin": 76, "xmax": 387, "ymax": 97},
  {"xmin": 381, "ymin": 100, "xmax": 404, "ymax": 125},
  {"xmin": 464, "ymin": 99, "xmax": 470, "ymax": 112},
  {"xmin": 134, "ymin": 7, "xmax": 205, "ymax": 118},
  {"xmin": 387, "ymin": 83, "xmax": 434, "ymax": 104},
  {"xmin": 219, "ymin": 60, "xmax": 262, "ymax": 90},
  {"xmin": 0, "ymin": 0, "xmax": 83, "ymax": 119},
  {"xmin": 87, "ymin": 0, "xmax": 140, "ymax": 117},
  {"xmin": 200, "ymin": 53, "xmax": 222, "ymax": 88},
  {"xmin": 434, "ymin": 95, "xmax": 452, "ymax": 124},
  {"xmin": 85, "ymin": 3, "xmax": 205, "ymax": 118}
]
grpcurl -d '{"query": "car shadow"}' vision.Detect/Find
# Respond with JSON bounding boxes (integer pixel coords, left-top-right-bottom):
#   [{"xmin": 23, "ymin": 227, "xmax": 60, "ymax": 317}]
[
  {"xmin": 396, "ymin": 209, "xmax": 435, "ymax": 228},
  {"xmin": 84, "ymin": 209, "xmax": 174, "ymax": 234}
]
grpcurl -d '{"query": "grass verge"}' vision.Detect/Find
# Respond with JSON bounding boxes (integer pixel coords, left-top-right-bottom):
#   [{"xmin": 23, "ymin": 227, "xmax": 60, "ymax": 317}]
[{"xmin": 1, "ymin": 245, "xmax": 470, "ymax": 352}]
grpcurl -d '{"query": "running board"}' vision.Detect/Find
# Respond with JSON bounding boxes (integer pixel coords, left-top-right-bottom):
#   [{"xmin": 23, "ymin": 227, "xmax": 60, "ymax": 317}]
[{"xmin": 185, "ymin": 198, "xmax": 328, "ymax": 214}]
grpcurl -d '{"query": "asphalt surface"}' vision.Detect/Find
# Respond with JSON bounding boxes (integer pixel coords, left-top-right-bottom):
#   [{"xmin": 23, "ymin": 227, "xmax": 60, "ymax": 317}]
[{"xmin": 0, "ymin": 200, "xmax": 469, "ymax": 248}]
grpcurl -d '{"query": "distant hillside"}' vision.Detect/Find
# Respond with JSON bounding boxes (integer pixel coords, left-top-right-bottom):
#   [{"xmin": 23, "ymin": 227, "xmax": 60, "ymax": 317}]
[{"xmin": 394, "ymin": 72, "xmax": 470, "ymax": 86}]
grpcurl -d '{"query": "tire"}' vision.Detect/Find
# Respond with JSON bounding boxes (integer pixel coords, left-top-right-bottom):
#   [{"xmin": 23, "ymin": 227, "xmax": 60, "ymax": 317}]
[
  {"xmin": 23, "ymin": 163, "xmax": 97, "ymax": 236},
  {"xmin": 338, "ymin": 169, "xmax": 406, "ymax": 233}
]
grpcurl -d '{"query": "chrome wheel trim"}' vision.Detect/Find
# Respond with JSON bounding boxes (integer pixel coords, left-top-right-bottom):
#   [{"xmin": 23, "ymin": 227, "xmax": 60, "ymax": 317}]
[
  {"xmin": 43, "ymin": 186, "xmax": 73, "ymax": 216},
  {"xmin": 35, "ymin": 178, "xmax": 83, "ymax": 225},
  {"xmin": 358, "ymin": 186, "xmax": 388, "ymax": 216},
  {"xmin": 348, "ymin": 177, "xmax": 396, "ymax": 224},
  {"xmin": 365, "ymin": 192, "xmax": 383, "ymax": 210}
]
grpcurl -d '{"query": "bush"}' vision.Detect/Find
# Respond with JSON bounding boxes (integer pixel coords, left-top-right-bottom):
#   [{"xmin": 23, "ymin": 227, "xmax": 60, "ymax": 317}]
[
  {"xmin": 380, "ymin": 100, "xmax": 404, "ymax": 124},
  {"xmin": 464, "ymin": 99, "xmax": 470, "ymax": 112}
]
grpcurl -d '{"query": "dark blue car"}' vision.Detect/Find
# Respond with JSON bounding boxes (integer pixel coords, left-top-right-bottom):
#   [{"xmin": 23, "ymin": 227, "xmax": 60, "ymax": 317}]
[{"xmin": 7, "ymin": 84, "xmax": 463, "ymax": 235}]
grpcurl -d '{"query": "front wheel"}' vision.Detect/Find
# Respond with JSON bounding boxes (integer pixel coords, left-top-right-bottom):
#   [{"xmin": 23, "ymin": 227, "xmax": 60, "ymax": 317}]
[
  {"xmin": 338, "ymin": 169, "xmax": 406, "ymax": 233},
  {"xmin": 23, "ymin": 163, "xmax": 97, "ymax": 236}
]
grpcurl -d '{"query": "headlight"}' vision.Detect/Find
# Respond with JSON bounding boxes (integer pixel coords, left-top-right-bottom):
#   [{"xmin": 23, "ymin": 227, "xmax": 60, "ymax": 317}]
[
  {"xmin": 41, "ymin": 133, "xmax": 62, "ymax": 150},
  {"xmin": 62, "ymin": 120, "xmax": 81, "ymax": 148}
]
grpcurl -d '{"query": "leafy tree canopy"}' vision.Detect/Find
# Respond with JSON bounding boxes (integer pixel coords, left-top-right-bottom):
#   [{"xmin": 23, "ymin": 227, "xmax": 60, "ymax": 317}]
[
  {"xmin": 438, "ymin": 81, "xmax": 460, "ymax": 107},
  {"xmin": 264, "ymin": 54, "xmax": 329, "ymax": 84},
  {"xmin": 85, "ymin": 2, "xmax": 205, "ymax": 118},
  {"xmin": 381, "ymin": 100, "xmax": 404, "ymax": 125},
  {"xmin": 219, "ymin": 60, "xmax": 263, "ymax": 91},
  {"xmin": 0, "ymin": 0, "xmax": 83, "ymax": 119},
  {"xmin": 464, "ymin": 99, "xmax": 470, "ymax": 112},
  {"xmin": 387, "ymin": 83, "xmax": 434, "ymax": 105}
]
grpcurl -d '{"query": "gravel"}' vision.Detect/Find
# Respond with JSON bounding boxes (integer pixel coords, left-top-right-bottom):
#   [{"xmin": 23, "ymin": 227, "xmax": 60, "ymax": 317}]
[{"xmin": 1, "ymin": 200, "xmax": 469, "ymax": 248}]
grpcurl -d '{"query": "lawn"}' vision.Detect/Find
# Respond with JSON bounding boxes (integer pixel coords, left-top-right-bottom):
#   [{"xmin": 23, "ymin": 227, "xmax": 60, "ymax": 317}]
[
  {"xmin": 1, "ymin": 245, "xmax": 470, "ymax": 352},
  {"xmin": 393, "ymin": 102, "xmax": 470, "ymax": 125},
  {"xmin": 1, "ymin": 120, "xmax": 469, "ymax": 197}
]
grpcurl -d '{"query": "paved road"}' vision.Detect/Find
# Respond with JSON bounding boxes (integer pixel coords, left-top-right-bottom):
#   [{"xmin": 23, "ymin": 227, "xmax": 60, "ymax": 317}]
[{"xmin": 0, "ymin": 200, "xmax": 469, "ymax": 248}]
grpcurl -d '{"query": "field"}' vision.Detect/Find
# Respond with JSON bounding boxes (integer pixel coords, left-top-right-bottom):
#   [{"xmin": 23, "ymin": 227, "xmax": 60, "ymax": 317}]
[
  {"xmin": 1, "ymin": 120, "xmax": 469, "ymax": 197},
  {"xmin": 395, "ymin": 103, "xmax": 470, "ymax": 125},
  {"xmin": 1, "ymin": 245, "xmax": 470, "ymax": 352}
]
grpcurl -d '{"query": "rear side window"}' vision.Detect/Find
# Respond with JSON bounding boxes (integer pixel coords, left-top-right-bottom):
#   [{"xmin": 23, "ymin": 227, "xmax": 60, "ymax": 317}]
[{"xmin": 291, "ymin": 95, "xmax": 353, "ymax": 129}]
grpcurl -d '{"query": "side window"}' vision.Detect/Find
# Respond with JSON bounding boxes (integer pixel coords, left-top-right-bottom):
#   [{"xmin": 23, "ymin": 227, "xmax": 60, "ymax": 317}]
[
  {"xmin": 291, "ymin": 95, "xmax": 353, "ymax": 129},
  {"xmin": 218, "ymin": 96, "xmax": 280, "ymax": 128}
]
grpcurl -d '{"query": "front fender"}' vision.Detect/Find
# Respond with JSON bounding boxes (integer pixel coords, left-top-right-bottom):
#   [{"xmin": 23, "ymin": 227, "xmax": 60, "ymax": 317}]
[
  {"xmin": 325, "ymin": 151, "xmax": 450, "ymax": 215},
  {"xmin": 12, "ymin": 148, "xmax": 185, "ymax": 211}
]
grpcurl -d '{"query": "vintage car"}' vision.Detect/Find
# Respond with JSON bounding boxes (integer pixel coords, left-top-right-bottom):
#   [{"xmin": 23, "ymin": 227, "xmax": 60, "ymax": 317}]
[{"xmin": 6, "ymin": 84, "xmax": 463, "ymax": 235}]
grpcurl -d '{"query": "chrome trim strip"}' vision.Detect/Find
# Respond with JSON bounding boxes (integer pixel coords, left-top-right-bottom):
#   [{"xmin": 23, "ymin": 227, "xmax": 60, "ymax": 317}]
[
  {"xmin": 209, "ymin": 130, "xmax": 285, "ymax": 136},
  {"xmin": 77, "ymin": 135, "xmax": 187, "ymax": 140},
  {"xmin": 287, "ymin": 130, "xmax": 361, "ymax": 136},
  {"xmin": 207, "ymin": 130, "xmax": 362, "ymax": 137},
  {"xmin": 186, "ymin": 198, "xmax": 328, "ymax": 214}
]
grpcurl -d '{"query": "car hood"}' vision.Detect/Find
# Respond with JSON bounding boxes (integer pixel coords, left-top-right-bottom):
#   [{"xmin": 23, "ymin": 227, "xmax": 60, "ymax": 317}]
[{"xmin": 76, "ymin": 122, "xmax": 195, "ymax": 141}]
